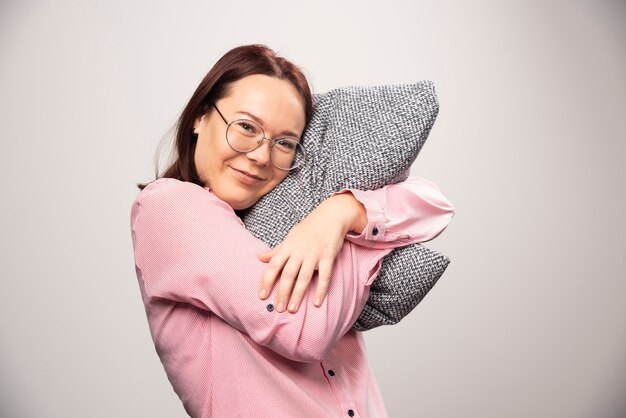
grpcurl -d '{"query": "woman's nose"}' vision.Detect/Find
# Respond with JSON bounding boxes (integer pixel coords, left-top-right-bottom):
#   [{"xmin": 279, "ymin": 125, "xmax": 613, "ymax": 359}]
[{"xmin": 245, "ymin": 139, "xmax": 272, "ymax": 166}]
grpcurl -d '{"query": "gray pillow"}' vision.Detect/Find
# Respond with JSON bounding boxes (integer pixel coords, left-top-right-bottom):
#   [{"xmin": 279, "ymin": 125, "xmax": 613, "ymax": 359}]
[{"xmin": 240, "ymin": 81, "xmax": 450, "ymax": 331}]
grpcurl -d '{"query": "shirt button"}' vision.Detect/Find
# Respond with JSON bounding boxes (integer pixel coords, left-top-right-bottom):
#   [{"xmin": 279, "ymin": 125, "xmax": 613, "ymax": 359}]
[
  {"xmin": 266, "ymin": 304, "xmax": 274, "ymax": 312},
  {"xmin": 347, "ymin": 410, "xmax": 355, "ymax": 417},
  {"xmin": 372, "ymin": 227, "xmax": 379, "ymax": 236},
  {"xmin": 328, "ymin": 369, "xmax": 335, "ymax": 376}
]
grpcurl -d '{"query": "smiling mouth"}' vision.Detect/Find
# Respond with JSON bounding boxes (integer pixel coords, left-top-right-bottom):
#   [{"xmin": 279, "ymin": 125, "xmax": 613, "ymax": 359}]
[{"xmin": 230, "ymin": 167, "xmax": 265, "ymax": 181}]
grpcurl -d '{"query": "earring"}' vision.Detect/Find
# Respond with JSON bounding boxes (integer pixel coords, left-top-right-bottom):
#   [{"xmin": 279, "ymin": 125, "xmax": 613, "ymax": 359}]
[{"xmin": 192, "ymin": 131, "xmax": 199, "ymax": 140}]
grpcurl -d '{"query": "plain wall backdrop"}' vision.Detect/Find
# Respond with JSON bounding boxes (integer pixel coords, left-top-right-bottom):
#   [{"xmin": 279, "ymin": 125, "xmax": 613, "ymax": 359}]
[{"xmin": 1, "ymin": 0, "xmax": 625, "ymax": 417}]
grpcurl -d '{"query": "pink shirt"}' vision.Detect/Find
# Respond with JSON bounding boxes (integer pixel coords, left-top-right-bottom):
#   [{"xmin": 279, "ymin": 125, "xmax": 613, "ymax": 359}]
[{"xmin": 130, "ymin": 177, "xmax": 454, "ymax": 418}]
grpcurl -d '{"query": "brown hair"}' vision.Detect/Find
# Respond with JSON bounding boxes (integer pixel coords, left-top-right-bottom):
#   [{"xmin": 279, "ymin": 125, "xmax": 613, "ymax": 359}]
[{"xmin": 138, "ymin": 44, "xmax": 313, "ymax": 190}]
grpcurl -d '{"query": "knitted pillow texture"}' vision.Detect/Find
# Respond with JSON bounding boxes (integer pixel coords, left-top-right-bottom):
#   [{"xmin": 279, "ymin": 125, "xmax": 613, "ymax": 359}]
[{"xmin": 241, "ymin": 81, "xmax": 450, "ymax": 331}]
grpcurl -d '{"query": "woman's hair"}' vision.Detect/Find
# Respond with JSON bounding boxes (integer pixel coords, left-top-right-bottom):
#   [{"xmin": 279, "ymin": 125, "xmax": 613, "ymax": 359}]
[{"xmin": 138, "ymin": 44, "xmax": 313, "ymax": 190}]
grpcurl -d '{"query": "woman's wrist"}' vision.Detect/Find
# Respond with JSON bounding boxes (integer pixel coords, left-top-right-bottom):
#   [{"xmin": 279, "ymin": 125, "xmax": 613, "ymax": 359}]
[{"xmin": 326, "ymin": 192, "xmax": 367, "ymax": 235}]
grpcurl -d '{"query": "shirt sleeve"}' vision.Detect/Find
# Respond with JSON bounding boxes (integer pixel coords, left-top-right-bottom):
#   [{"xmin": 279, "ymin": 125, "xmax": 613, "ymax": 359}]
[
  {"xmin": 130, "ymin": 178, "xmax": 452, "ymax": 363},
  {"xmin": 334, "ymin": 176, "xmax": 454, "ymax": 247}
]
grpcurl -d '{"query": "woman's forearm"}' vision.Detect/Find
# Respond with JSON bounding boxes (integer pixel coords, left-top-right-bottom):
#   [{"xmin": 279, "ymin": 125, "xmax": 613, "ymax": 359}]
[{"xmin": 132, "ymin": 178, "xmax": 393, "ymax": 362}]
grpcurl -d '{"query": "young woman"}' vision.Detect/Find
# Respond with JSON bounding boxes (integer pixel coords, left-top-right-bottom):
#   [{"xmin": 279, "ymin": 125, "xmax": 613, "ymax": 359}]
[{"xmin": 131, "ymin": 44, "xmax": 453, "ymax": 417}]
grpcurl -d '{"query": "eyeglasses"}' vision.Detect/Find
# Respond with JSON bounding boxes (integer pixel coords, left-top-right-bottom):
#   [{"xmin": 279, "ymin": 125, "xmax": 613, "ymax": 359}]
[{"xmin": 212, "ymin": 104, "xmax": 306, "ymax": 171}]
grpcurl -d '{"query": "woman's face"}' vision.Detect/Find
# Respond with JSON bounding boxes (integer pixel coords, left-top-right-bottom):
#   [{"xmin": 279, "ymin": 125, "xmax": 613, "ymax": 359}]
[{"xmin": 194, "ymin": 74, "xmax": 306, "ymax": 210}]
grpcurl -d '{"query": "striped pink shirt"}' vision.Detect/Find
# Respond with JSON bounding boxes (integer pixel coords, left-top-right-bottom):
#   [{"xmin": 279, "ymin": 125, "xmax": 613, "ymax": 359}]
[{"xmin": 130, "ymin": 177, "xmax": 453, "ymax": 418}]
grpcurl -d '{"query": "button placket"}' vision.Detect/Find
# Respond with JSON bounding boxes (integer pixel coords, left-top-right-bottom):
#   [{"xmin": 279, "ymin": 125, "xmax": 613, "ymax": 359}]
[{"xmin": 321, "ymin": 358, "xmax": 359, "ymax": 417}]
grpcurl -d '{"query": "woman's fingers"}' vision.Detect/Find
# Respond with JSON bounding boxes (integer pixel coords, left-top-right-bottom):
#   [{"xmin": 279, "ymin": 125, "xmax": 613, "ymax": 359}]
[
  {"xmin": 287, "ymin": 260, "xmax": 317, "ymax": 313},
  {"xmin": 258, "ymin": 248, "xmax": 286, "ymax": 300},
  {"xmin": 274, "ymin": 257, "xmax": 302, "ymax": 312},
  {"xmin": 257, "ymin": 247, "xmax": 277, "ymax": 263},
  {"xmin": 314, "ymin": 259, "xmax": 333, "ymax": 307},
  {"xmin": 260, "ymin": 245, "xmax": 338, "ymax": 311}
]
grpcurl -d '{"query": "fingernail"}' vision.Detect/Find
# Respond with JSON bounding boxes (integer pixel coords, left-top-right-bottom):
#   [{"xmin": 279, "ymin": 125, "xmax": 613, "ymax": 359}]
[
  {"xmin": 288, "ymin": 303, "xmax": 296, "ymax": 312},
  {"xmin": 276, "ymin": 302, "xmax": 285, "ymax": 312},
  {"xmin": 259, "ymin": 289, "xmax": 267, "ymax": 299},
  {"xmin": 314, "ymin": 298, "xmax": 321, "ymax": 307}
]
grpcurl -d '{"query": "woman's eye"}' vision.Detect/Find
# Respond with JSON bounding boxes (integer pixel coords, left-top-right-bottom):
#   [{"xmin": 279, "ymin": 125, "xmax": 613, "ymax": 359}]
[
  {"xmin": 235, "ymin": 121, "xmax": 259, "ymax": 136},
  {"xmin": 275, "ymin": 139, "xmax": 296, "ymax": 151},
  {"xmin": 241, "ymin": 122, "xmax": 255, "ymax": 132}
]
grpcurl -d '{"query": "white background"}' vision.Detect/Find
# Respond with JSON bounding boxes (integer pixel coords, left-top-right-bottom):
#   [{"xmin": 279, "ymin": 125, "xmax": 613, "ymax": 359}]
[{"xmin": 1, "ymin": 0, "xmax": 625, "ymax": 417}]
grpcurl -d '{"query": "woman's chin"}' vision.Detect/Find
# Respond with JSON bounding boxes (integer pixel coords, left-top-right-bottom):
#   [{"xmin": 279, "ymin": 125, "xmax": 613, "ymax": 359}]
[
  {"xmin": 222, "ymin": 193, "xmax": 259, "ymax": 211},
  {"xmin": 229, "ymin": 201, "xmax": 253, "ymax": 211}
]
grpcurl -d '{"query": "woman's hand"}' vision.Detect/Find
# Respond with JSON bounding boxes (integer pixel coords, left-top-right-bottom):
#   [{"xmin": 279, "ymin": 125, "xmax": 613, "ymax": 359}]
[{"xmin": 257, "ymin": 192, "xmax": 368, "ymax": 313}]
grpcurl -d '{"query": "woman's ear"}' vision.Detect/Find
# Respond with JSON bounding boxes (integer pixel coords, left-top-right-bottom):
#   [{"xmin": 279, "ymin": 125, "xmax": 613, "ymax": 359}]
[{"xmin": 193, "ymin": 116, "xmax": 204, "ymax": 134}]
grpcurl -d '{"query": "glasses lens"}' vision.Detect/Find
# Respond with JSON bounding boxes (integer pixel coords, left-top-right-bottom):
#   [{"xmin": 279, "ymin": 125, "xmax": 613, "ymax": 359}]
[
  {"xmin": 271, "ymin": 138, "xmax": 306, "ymax": 170},
  {"xmin": 227, "ymin": 119, "xmax": 264, "ymax": 152}
]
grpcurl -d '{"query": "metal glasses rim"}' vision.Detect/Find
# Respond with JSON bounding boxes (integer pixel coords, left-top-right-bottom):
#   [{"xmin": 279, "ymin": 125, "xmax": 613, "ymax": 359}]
[{"xmin": 213, "ymin": 104, "xmax": 307, "ymax": 170}]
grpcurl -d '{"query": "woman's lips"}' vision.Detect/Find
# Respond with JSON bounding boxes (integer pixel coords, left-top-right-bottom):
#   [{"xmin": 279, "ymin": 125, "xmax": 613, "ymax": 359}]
[{"xmin": 229, "ymin": 166, "xmax": 264, "ymax": 185}]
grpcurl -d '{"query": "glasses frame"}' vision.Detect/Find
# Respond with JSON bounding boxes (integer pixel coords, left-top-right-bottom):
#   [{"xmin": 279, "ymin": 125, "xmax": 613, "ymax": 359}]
[{"xmin": 212, "ymin": 104, "xmax": 306, "ymax": 171}]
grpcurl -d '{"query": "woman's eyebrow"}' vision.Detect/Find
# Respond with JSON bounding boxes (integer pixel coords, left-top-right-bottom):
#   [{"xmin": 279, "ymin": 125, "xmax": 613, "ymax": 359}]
[{"xmin": 234, "ymin": 110, "xmax": 301, "ymax": 139}]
